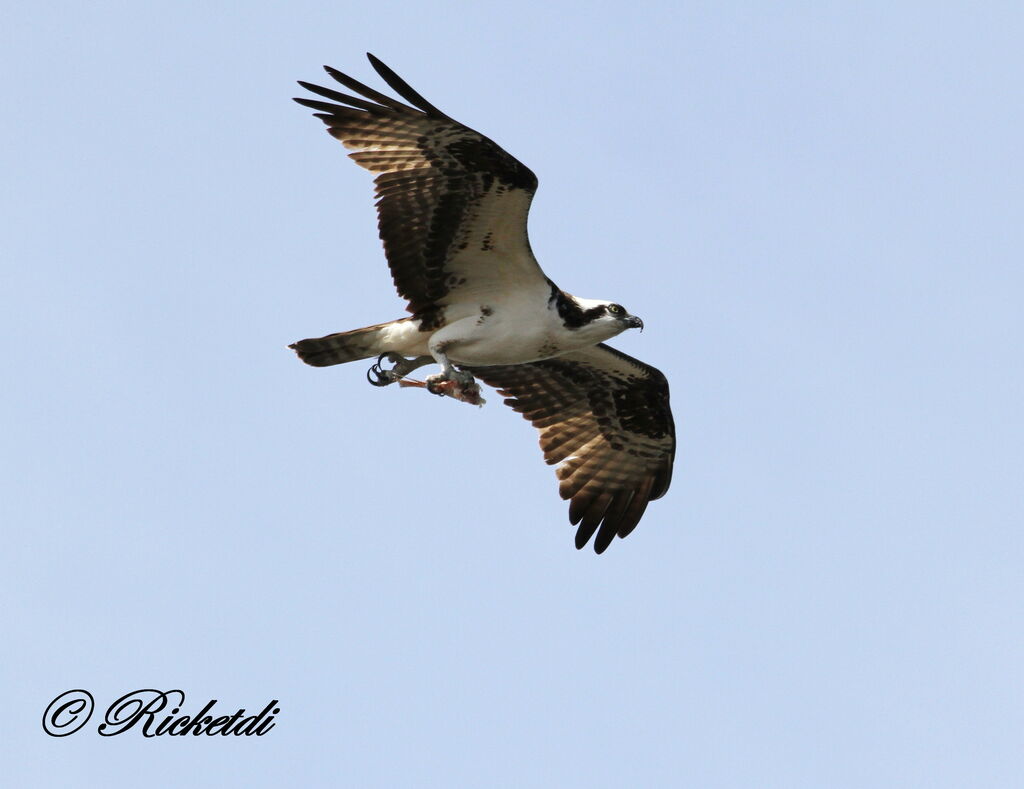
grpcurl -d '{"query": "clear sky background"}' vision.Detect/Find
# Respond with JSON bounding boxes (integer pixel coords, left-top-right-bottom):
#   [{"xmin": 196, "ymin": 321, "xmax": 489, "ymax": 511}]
[{"xmin": 4, "ymin": 1, "xmax": 1022, "ymax": 786}]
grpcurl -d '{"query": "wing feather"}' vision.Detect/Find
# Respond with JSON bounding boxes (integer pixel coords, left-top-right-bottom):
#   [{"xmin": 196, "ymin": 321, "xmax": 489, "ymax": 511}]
[
  {"xmin": 295, "ymin": 55, "xmax": 546, "ymax": 328},
  {"xmin": 466, "ymin": 344, "xmax": 675, "ymax": 553}
]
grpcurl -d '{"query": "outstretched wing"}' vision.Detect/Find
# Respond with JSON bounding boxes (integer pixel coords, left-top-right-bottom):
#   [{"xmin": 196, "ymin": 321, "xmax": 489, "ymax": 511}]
[
  {"xmin": 295, "ymin": 54, "xmax": 547, "ymax": 329},
  {"xmin": 466, "ymin": 345, "xmax": 675, "ymax": 553}
]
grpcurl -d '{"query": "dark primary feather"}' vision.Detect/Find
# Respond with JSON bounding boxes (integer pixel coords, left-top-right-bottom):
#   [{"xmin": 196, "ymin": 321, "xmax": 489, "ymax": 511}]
[
  {"xmin": 363, "ymin": 54, "xmax": 449, "ymax": 117},
  {"xmin": 294, "ymin": 54, "xmax": 540, "ymax": 329},
  {"xmin": 466, "ymin": 344, "xmax": 675, "ymax": 554}
]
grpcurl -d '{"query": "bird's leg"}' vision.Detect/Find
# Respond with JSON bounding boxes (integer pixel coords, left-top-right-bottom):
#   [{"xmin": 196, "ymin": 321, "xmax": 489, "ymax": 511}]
[
  {"xmin": 366, "ymin": 353, "xmax": 433, "ymax": 387},
  {"xmin": 424, "ymin": 348, "xmax": 475, "ymax": 391}
]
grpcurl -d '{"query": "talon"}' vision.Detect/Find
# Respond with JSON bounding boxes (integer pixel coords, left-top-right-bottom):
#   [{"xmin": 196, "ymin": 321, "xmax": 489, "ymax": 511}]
[
  {"xmin": 368, "ymin": 352, "xmax": 414, "ymax": 387},
  {"xmin": 367, "ymin": 359, "xmax": 396, "ymax": 387}
]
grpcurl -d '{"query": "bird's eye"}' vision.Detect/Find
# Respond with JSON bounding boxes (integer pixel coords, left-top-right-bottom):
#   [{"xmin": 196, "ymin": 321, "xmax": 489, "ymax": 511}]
[{"xmin": 608, "ymin": 304, "xmax": 624, "ymax": 316}]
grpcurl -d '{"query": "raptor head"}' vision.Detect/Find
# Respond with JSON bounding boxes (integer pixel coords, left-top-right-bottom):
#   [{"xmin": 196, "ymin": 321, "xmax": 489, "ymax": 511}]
[
  {"xmin": 565, "ymin": 296, "xmax": 644, "ymax": 342},
  {"xmin": 603, "ymin": 301, "xmax": 644, "ymax": 332}
]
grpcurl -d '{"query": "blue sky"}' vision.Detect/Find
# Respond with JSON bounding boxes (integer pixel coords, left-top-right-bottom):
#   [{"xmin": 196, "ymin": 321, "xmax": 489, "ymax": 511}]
[{"xmin": 4, "ymin": 1, "xmax": 1023, "ymax": 786}]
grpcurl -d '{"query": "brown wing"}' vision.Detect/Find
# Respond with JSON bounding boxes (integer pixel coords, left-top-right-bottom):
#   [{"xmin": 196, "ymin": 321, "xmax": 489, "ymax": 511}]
[
  {"xmin": 466, "ymin": 344, "xmax": 675, "ymax": 553},
  {"xmin": 294, "ymin": 54, "xmax": 547, "ymax": 330}
]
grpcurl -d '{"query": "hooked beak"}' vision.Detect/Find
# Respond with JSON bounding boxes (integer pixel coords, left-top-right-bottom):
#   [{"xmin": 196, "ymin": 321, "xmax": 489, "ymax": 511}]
[{"xmin": 626, "ymin": 315, "xmax": 644, "ymax": 332}]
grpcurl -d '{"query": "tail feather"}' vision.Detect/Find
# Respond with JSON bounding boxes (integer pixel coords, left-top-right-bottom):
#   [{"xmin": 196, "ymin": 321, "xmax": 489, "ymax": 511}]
[{"xmin": 290, "ymin": 318, "xmax": 411, "ymax": 367}]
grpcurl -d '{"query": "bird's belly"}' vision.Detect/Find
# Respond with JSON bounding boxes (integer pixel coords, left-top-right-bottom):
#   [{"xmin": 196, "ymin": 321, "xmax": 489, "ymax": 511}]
[
  {"xmin": 449, "ymin": 339, "xmax": 551, "ymax": 366},
  {"xmin": 442, "ymin": 312, "xmax": 569, "ymax": 366}
]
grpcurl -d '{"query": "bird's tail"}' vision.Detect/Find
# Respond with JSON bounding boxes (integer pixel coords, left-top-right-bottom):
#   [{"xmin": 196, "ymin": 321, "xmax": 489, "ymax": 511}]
[{"xmin": 290, "ymin": 318, "xmax": 411, "ymax": 367}]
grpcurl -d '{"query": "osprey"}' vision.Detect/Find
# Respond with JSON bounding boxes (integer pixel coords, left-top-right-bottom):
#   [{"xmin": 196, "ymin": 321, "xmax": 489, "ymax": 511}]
[{"xmin": 290, "ymin": 54, "xmax": 675, "ymax": 553}]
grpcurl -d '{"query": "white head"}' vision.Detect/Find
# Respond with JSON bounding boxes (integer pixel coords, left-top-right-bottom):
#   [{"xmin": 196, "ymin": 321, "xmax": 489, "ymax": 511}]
[{"xmin": 562, "ymin": 295, "xmax": 644, "ymax": 344}]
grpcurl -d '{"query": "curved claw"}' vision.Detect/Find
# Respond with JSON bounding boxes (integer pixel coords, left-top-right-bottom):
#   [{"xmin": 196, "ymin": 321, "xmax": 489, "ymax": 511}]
[
  {"xmin": 367, "ymin": 362, "xmax": 389, "ymax": 386},
  {"xmin": 368, "ymin": 352, "xmax": 410, "ymax": 387}
]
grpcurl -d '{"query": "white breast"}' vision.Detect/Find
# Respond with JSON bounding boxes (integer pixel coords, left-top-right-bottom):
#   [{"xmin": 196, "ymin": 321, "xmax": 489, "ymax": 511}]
[{"xmin": 440, "ymin": 290, "xmax": 618, "ymax": 367}]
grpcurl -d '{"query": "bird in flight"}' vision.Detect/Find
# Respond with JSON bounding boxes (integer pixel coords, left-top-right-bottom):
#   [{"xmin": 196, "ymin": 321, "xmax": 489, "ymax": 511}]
[{"xmin": 290, "ymin": 54, "xmax": 676, "ymax": 553}]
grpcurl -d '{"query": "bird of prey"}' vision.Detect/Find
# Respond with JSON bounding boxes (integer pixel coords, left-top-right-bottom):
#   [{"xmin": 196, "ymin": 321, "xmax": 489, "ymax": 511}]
[{"xmin": 290, "ymin": 54, "xmax": 675, "ymax": 553}]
